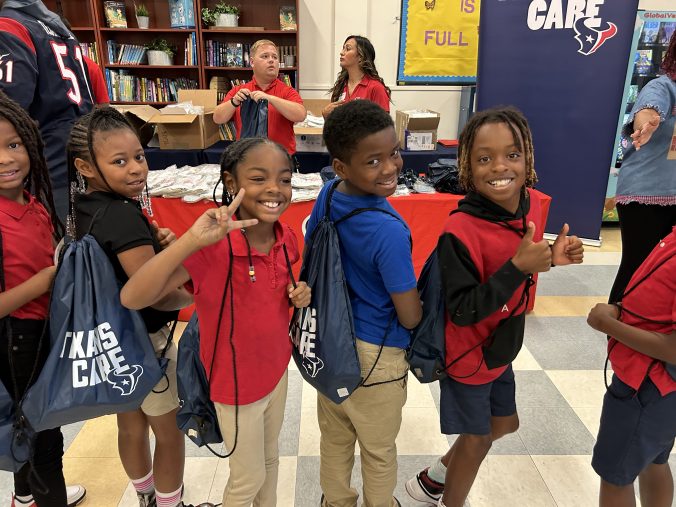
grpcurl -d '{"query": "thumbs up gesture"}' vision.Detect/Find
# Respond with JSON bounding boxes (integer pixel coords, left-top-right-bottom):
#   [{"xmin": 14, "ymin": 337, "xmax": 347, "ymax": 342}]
[
  {"xmin": 551, "ymin": 223, "xmax": 584, "ymax": 266},
  {"xmin": 511, "ymin": 222, "xmax": 552, "ymax": 274}
]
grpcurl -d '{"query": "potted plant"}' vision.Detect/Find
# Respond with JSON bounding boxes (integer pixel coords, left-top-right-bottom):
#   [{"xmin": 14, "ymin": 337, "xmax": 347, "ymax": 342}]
[
  {"xmin": 135, "ymin": 3, "xmax": 149, "ymax": 29},
  {"xmin": 202, "ymin": 2, "xmax": 239, "ymax": 28},
  {"xmin": 145, "ymin": 38, "xmax": 175, "ymax": 66}
]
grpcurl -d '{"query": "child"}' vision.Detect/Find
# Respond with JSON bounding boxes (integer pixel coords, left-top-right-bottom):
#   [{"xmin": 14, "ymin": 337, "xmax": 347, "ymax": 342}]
[
  {"xmin": 119, "ymin": 138, "xmax": 311, "ymax": 507},
  {"xmin": 405, "ymin": 107, "xmax": 584, "ymax": 507},
  {"xmin": 588, "ymin": 227, "xmax": 675, "ymax": 507},
  {"xmin": 67, "ymin": 108, "xmax": 193, "ymax": 507},
  {"xmin": 305, "ymin": 99, "xmax": 422, "ymax": 507},
  {"xmin": 0, "ymin": 91, "xmax": 86, "ymax": 507}
]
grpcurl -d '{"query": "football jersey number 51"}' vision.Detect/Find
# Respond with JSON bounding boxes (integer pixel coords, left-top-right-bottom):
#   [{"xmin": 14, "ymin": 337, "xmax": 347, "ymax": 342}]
[
  {"xmin": 50, "ymin": 41, "xmax": 87, "ymax": 105},
  {"xmin": 0, "ymin": 57, "xmax": 13, "ymax": 83}
]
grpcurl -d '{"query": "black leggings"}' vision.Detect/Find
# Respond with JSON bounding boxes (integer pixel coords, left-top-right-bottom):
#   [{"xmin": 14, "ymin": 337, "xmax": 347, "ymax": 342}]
[
  {"xmin": 609, "ymin": 202, "xmax": 676, "ymax": 303},
  {"xmin": 0, "ymin": 318, "xmax": 67, "ymax": 507}
]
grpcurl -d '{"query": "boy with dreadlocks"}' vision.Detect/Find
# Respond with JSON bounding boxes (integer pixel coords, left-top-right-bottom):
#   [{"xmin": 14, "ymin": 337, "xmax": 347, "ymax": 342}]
[
  {"xmin": 0, "ymin": 90, "xmax": 87, "ymax": 507},
  {"xmin": 406, "ymin": 107, "xmax": 584, "ymax": 507}
]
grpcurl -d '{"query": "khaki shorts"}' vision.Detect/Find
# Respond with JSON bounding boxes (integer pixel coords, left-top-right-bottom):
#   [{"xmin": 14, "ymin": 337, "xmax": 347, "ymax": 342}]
[{"xmin": 140, "ymin": 325, "xmax": 179, "ymax": 417}]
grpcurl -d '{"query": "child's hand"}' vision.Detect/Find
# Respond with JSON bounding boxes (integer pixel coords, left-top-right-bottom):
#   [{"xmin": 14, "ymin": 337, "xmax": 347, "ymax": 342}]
[
  {"xmin": 188, "ymin": 189, "xmax": 258, "ymax": 248},
  {"xmin": 551, "ymin": 223, "xmax": 584, "ymax": 266},
  {"xmin": 511, "ymin": 222, "xmax": 552, "ymax": 274},
  {"xmin": 288, "ymin": 281, "xmax": 311, "ymax": 308},
  {"xmin": 37, "ymin": 265, "xmax": 57, "ymax": 292},
  {"xmin": 631, "ymin": 114, "xmax": 660, "ymax": 150},
  {"xmin": 152, "ymin": 220, "xmax": 177, "ymax": 249},
  {"xmin": 587, "ymin": 303, "xmax": 620, "ymax": 333}
]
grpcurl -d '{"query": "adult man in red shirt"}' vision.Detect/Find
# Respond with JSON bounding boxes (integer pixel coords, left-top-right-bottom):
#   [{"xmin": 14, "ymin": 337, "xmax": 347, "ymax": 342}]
[{"xmin": 213, "ymin": 39, "xmax": 306, "ymax": 154}]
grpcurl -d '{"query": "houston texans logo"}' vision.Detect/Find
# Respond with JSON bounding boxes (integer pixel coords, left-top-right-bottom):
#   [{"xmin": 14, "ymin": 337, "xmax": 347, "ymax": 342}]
[
  {"xmin": 302, "ymin": 355, "xmax": 325, "ymax": 378},
  {"xmin": 574, "ymin": 17, "xmax": 617, "ymax": 56},
  {"xmin": 106, "ymin": 365, "xmax": 144, "ymax": 396}
]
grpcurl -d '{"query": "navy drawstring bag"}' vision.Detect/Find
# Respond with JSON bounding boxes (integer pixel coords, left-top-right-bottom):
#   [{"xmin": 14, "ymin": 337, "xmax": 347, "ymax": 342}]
[
  {"xmin": 406, "ymin": 249, "xmax": 447, "ymax": 383},
  {"xmin": 240, "ymin": 98, "xmax": 268, "ymax": 139},
  {"xmin": 21, "ymin": 235, "xmax": 163, "ymax": 432},
  {"xmin": 176, "ymin": 312, "xmax": 223, "ymax": 449}
]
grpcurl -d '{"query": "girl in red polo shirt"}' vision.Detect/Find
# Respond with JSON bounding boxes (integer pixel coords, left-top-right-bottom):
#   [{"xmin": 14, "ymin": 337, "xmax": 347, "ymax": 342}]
[
  {"xmin": 323, "ymin": 35, "xmax": 391, "ymax": 118},
  {"xmin": 588, "ymin": 227, "xmax": 675, "ymax": 507},
  {"xmin": 120, "ymin": 138, "xmax": 311, "ymax": 507},
  {"xmin": 0, "ymin": 92, "xmax": 71, "ymax": 506}
]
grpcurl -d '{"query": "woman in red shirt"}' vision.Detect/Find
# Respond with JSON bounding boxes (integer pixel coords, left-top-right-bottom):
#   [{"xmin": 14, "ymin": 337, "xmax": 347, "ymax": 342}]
[{"xmin": 322, "ymin": 35, "xmax": 391, "ymax": 117}]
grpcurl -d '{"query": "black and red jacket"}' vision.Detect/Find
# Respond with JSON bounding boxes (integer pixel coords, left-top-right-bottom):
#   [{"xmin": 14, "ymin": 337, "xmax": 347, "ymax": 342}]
[{"xmin": 439, "ymin": 188, "xmax": 545, "ymax": 384}]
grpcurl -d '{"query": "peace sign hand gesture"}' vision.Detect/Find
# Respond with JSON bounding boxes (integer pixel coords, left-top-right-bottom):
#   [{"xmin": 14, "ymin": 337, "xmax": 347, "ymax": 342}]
[{"xmin": 188, "ymin": 189, "xmax": 258, "ymax": 248}]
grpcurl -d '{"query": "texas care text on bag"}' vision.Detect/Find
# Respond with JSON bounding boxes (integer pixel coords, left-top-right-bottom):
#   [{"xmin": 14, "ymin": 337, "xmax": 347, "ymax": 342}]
[{"xmin": 21, "ymin": 236, "xmax": 163, "ymax": 432}]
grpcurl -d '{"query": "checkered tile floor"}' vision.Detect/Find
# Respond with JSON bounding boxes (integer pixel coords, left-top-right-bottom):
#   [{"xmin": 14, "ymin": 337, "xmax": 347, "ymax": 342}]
[{"xmin": 2, "ymin": 228, "xmax": 674, "ymax": 506}]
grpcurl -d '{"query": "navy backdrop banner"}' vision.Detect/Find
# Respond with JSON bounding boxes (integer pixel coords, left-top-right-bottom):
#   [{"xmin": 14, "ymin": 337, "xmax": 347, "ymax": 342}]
[{"xmin": 476, "ymin": 0, "xmax": 639, "ymax": 241}]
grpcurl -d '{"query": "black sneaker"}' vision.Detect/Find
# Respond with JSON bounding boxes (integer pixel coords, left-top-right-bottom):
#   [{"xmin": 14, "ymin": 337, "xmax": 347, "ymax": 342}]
[
  {"xmin": 137, "ymin": 491, "xmax": 156, "ymax": 507},
  {"xmin": 405, "ymin": 467, "xmax": 444, "ymax": 505}
]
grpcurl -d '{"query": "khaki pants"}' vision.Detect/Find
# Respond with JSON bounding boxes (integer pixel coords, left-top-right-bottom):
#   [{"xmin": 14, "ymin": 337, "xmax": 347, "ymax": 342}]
[
  {"xmin": 318, "ymin": 339, "xmax": 408, "ymax": 507},
  {"xmin": 214, "ymin": 370, "xmax": 288, "ymax": 507},
  {"xmin": 140, "ymin": 325, "xmax": 179, "ymax": 417}
]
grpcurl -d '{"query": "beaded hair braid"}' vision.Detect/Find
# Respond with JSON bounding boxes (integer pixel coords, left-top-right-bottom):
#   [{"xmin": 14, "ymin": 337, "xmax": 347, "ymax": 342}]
[
  {"xmin": 457, "ymin": 107, "xmax": 538, "ymax": 194},
  {"xmin": 661, "ymin": 28, "xmax": 676, "ymax": 79}
]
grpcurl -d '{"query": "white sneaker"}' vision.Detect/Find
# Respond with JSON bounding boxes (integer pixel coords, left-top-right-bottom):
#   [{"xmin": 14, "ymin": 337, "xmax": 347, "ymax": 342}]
[
  {"xmin": 67, "ymin": 485, "xmax": 86, "ymax": 507},
  {"xmin": 405, "ymin": 468, "xmax": 444, "ymax": 505}
]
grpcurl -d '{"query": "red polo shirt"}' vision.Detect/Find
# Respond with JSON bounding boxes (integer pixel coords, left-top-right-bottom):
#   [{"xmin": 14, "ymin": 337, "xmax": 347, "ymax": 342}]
[
  {"xmin": 183, "ymin": 221, "xmax": 299, "ymax": 404},
  {"xmin": 0, "ymin": 192, "xmax": 54, "ymax": 319},
  {"xmin": 84, "ymin": 56, "xmax": 110, "ymax": 105},
  {"xmin": 340, "ymin": 75, "xmax": 390, "ymax": 112},
  {"xmin": 609, "ymin": 227, "xmax": 676, "ymax": 396},
  {"xmin": 224, "ymin": 77, "xmax": 303, "ymax": 154}
]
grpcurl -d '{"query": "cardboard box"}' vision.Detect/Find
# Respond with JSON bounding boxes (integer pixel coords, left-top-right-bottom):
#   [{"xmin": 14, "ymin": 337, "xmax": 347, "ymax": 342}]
[
  {"xmin": 112, "ymin": 104, "xmax": 158, "ymax": 147},
  {"xmin": 293, "ymin": 98, "xmax": 330, "ymax": 152},
  {"xmin": 395, "ymin": 110, "xmax": 441, "ymax": 151},
  {"xmin": 149, "ymin": 89, "xmax": 221, "ymax": 150}
]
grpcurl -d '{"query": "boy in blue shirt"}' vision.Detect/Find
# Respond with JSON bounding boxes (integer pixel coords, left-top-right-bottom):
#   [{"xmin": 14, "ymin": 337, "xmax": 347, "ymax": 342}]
[{"xmin": 305, "ymin": 100, "xmax": 422, "ymax": 507}]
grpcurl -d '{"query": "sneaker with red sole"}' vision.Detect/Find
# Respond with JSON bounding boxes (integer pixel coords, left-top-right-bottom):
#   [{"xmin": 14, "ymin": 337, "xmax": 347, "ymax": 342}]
[{"xmin": 405, "ymin": 468, "xmax": 444, "ymax": 505}]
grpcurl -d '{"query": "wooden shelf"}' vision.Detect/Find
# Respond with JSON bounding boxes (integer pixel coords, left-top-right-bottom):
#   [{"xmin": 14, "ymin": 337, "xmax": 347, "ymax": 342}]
[
  {"xmin": 105, "ymin": 64, "xmax": 199, "ymax": 69},
  {"xmin": 100, "ymin": 28, "xmax": 197, "ymax": 33},
  {"xmin": 202, "ymin": 29, "xmax": 296, "ymax": 34},
  {"xmin": 111, "ymin": 101, "xmax": 171, "ymax": 105},
  {"xmin": 71, "ymin": 26, "xmax": 96, "ymax": 31}
]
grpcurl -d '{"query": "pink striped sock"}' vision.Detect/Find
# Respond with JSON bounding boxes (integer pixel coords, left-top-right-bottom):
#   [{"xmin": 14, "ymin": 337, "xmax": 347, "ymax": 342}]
[
  {"xmin": 131, "ymin": 470, "xmax": 155, "ymax": 495},
  {"xmin": 156, "ymin": 485, "xmax": 183, "ymax": 507}
]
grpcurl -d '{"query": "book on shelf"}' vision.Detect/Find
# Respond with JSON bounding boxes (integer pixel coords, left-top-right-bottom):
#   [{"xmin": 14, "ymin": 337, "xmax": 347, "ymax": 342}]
[
  {"xmin": 105, "ymin": 68, "xmax": 198, "ymax": 102},
  {"xmin": 634, "ymin": 49, "xmax": 653, "ymax": 76},
  {"xmin": 169, "ymin": 0, "xmax": 196, "ymax": 28},
  {"xmin": 627, "ymin": 84, "xmax": 638, "ymax": 104},
  {"xmin": 80, "ymin": 42, "xmax": 99, "ymax": 64},
  {"xmin": 659, "ymin": 22, "xmax": 676, "ymax": 45},
  {"xmin": 184, "ymin": 32, "xmax": 197, "ymax": 65},
  {"xmin": 107, "ymin": 41, "xmax": 147, "ymax": 65},
  {"xmin": 641, "ymin": 21, "xmax": 659, "ymax": 44},
  {"xmin": 279, "ymin": 6, "xmax": 297, "ymax": 31},
  {"xmin": 219, "ymin": 121, "xmax": 237, "ymax": 141},
  {"xmin": 103, "ymin": 1, "xmax": 127, "ymax": 29},
  {"xmin": 226, "ymin": 43, "xmax": 243, "ymax": 67}
]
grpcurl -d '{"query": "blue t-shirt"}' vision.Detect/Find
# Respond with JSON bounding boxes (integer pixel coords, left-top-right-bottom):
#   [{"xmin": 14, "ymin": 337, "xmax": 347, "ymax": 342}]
[
  {"xmin": 617, "ymin": 74, "xmax": 676, "ymax": 202},
  {"xmin": 305, "ymin": 182, "xmax": 417, "ymax": 349}
]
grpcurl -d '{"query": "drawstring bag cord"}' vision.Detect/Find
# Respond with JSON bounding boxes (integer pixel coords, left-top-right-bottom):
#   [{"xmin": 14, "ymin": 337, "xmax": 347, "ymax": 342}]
[
  {"xmin": 0, "ymin": 227, "xmax": 50, "ymax": 494},
  {"xmin": 283, "ymin": 244, "xmax": 406, "ymax": 390},
  {"xmin": 603, "ymin": 253, "xmax": 676, "ymax": 400}
]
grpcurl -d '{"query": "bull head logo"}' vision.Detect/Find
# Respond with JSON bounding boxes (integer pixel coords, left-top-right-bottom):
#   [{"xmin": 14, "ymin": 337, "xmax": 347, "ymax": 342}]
[
  {"xmin": 574, "ymin": 17, "xmax": 618, "ymax": 56},
  {"xmin": 302, "ymin": 355, "xmax": 324, "ymax": 378},
  {"xmin": 106, "ymin": 364, "xmax": 144, "ymax": 396}
]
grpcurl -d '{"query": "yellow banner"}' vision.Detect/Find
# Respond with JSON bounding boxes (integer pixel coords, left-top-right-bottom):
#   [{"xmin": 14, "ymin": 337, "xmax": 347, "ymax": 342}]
[{"xmin": 398, "ymin": 0, "xmax": 480, "ymax": 84}]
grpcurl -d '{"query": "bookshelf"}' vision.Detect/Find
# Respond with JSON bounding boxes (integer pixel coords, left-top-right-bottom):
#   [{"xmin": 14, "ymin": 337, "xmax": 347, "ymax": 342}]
[{"xmin": 50, "ymin": 0, "xmax": 300, "ymax": 106}]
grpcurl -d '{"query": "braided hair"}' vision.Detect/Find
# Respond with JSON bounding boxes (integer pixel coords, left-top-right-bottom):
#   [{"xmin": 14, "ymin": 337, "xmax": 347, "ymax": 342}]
[
  {"xmin": 0, "ymin": 90, "xmax": 63, "ymax": 238},
  {"xmin": 66, "ymin": 107, "xmax": 138, "ymax": 231},
  {"xmin": 216, "ymin": 137, "xmax": 293, "ymax": 206},
  {"xmin": 457, "ymin": 106, "xmax": 538, "ymax": 194},
  {"xmin": 329, "ymin": 35, "xmax": 391, "ymax": 103},
  {"xmin": 661, "ymin": 27, "xmax": 676, "ymax": 79}
]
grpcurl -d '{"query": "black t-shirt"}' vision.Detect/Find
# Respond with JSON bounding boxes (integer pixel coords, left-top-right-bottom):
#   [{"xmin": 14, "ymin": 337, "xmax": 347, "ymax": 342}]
[{"xmin": 74, "ymin": 191, "xmax": 178, "ymax": 333}]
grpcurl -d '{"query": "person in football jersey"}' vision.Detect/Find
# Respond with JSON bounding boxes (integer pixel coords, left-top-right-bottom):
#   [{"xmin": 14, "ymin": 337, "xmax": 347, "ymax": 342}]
[{"xmin": 0, "ymin": 0, "xmax": 94, "ymax": 219}]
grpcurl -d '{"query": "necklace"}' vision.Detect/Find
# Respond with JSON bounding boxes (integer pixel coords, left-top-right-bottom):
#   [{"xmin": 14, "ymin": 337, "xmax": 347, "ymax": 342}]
[{"xmin": 240, "ymin": 229, "xmax": 256, "ymax": 283}]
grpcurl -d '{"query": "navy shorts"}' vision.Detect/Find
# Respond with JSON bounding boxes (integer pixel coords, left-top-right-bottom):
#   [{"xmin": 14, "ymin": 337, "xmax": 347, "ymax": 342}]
[
  {"xmin": 592, "ymin": 375, "xmax": 676, "ymax": 486},
  {"xmin": 439, "ymin": 365, "xmax": 517, "ymax": 435}
]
